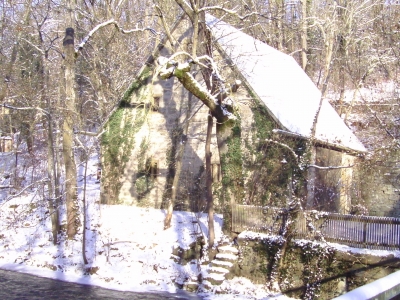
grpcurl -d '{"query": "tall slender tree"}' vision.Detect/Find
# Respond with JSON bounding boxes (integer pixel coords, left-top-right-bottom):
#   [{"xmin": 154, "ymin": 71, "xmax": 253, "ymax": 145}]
[{"xmin": 63, "ymin": 0, "xmax": 79, "ymax": 239}]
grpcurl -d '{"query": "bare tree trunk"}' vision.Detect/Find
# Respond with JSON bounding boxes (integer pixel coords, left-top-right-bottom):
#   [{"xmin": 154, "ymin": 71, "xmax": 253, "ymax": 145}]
[
  {"xmin": 164, "ymin": 94, "xmax": 192, "ymax": 229},
  {"xmin": 91, "ymin": 59, "xmax": 108, "ymax": 119},
  {"xmin": 36, "ymin": 15, "xmax": 61, "ymax": 244},
  {"xmin": 82, "ymin": 147, "xmax": 89, "ymax": 264},
  {"xmin": 163, "ymin": 128, "xmax": 188, "ymax": 229},
  {"xmin": 205, "ymin": 111, "xmax": 214, "ymax": 248},
  {"xmin": 63, "ymin": 1, "xmax": 79, "ymax": 239},
  {"xmin": 300, "ymin": 0, "xmax": 308, "ymax": 71},
  {"xmin": 305, "ymin": 147, "xmax": 316, "ymax": 209},
  {"xmin": 159, "ymin": 3, "xmax": 242, "ymax": 233},
  {"xmin": 272, "ymin": 0, "xmax": 284, "ymax": 51},
  {"xmin": 45, "ymin": 110, "xmax": 61, "ymax": 243}
]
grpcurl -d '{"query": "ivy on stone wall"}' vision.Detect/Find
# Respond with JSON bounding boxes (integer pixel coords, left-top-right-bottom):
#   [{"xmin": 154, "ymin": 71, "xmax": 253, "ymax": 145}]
[
  {"xmin": 100, "ymin": 67, "xmax": 152, "ymax": 204},
  {"xmin": 243, "ymin": 98, "xmax": 307, "ymax": 207},
  {"xmin": 220, "ymin": 118, "xmax": 245, "ymax": 201},
  {"xmin": 134, "ymin": 138, "xmax": 155, "ymax": 206},
  {"xmin": 216, "ymin": 117, "xmax": 244, "ymax": 231},
  {"xmin": 237, "ymin": 235, "xmax": 356, "ymax": 300}
]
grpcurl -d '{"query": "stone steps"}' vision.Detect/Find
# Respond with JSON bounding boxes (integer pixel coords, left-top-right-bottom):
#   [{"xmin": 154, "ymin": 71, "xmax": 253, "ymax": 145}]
[
  {"xmin": 215, "ymin": 252, "xmax": 237, "ymax": 262},
  {"xmin": 208, "ymin": 266, "xmax": 230, "ymax": 274},
  {"xmin": 218, "ymin": 245, "xmax": 239, "ymax": 254},
  {"xmin": 211, "ymin": 259, "xmax": 233, "ymax": 268},
  {"xmin": 200, "ymin": 242, "xmax": 239, "ymax": 290}
]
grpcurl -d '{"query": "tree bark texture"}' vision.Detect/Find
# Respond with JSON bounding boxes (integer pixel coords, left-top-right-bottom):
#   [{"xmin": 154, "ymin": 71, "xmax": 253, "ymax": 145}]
[
  {"xmin": 205, "ymin": 111, "xmax": 215, "ymax": 248},
  {"xmin": 164, "ymin": 94, "xmax": 192, "ymax": 229},
  {"xmin": 63, "ymin": 24, "xmax": 79, "ymax": 239}
]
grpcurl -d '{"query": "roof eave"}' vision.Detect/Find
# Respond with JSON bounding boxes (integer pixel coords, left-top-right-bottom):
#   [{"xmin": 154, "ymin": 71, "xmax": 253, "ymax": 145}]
[{"xmin": 272, "ymin": 129, "xmax": 367, "ymax": 155}]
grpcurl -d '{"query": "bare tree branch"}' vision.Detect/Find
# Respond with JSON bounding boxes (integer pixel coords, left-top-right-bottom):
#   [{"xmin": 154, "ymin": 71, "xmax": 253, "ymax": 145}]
[
  {"xmin": 199, "ymin": 6, "xmax": 261, "ymax": 21},
  {"xmin": 2, "ymin": 103, "xmax": 49, "ymax": 117},
  {"xmin": 75, "ymin": 19, "xmax": 158, "ymax": 53},
  {"xmin": 174, "ymin": 0, "xmax": 195, "ymax": 21},
  {"xmin": 265, "ymin": 139, "xmax": 299, "ymax": 161},
  {"xmin": 154, "ymin": 5, "xmax": 176, "ymax": 47},
  {"xmin": 75, "ymin": 130, "xmax": 106, "ymax": 138},
  {"xmin": 308, "ymin": 164, "xmax": 354, "ymax": 170},
  {"xmin": 0, "ymin": 178, "xmax": 49, "ymax": 208}
]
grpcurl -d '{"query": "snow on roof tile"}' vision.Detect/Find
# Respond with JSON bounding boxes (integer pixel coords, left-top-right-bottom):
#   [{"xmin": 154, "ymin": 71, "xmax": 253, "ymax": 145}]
[{"xmin": 206, "ymin": 15, "xmax": 366, "ymax": 153}]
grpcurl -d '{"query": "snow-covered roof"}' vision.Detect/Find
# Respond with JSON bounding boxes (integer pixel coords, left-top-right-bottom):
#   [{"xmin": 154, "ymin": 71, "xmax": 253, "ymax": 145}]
[{"xmin": 206, "ymin": 15, "xmax": 366, "ymax": 153}]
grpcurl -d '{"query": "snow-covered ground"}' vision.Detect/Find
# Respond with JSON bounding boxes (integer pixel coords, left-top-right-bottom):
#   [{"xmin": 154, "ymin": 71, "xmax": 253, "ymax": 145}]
[
  {"xmin": 0, "ymin": 150, "xmax": 297, "ymax": 300},
  {"xmin": 1, "ymin": 132, "xmax": 399, "ymax": 299}
]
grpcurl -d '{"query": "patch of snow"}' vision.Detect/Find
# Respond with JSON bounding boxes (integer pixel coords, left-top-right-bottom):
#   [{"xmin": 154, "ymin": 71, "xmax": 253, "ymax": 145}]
[
  {"xmin": 295, "ymin": 239, "xmax": 400, "ymax": 258},
  {"xmin": 208, "ymin": 266, "xmax": 230, "ymax": 274},
  {"xmin": 215, "ymin": 253, "xmax": 238, "ymax": 261},
  {"xmin": 211, "ymin": 260, "xmax": 233, "ymax": 268},
  {"xmin": 238, "ymin": 231, "xmax": 285, "ymax": 244},
  {"xmin": 204, "ymin": 272, "xmax": 226, "ymax": 281},
  {"xmin": 200, "ymin": 277, "xmax": 296, "ymax": 300},
  {"xmin": 218, "ymin": 245, "xmax": 239, "ymax": 253}
]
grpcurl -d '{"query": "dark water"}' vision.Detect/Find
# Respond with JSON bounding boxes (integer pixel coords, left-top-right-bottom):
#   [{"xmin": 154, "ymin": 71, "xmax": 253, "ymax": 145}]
[{"xmin": 0, "ymin": 269, "xmax": 203, "ymax": 299}]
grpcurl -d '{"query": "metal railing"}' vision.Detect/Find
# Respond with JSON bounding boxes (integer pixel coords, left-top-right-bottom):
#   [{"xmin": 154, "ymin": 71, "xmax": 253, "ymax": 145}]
[
  {"xmin": 332, "ymin": 270, "xmax": 400, "ymax": 300},
  {"xmin": 232, "ymin": 204, "xmax": 400, "ymax": 250}
]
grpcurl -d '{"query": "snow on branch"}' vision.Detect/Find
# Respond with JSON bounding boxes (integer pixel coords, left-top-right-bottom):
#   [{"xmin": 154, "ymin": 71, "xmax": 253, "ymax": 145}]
[
  {"xmin": 174, "ymin": 0, "xmax": 195, "ymax": 21},
  {"xmin": 21, "ymin": 38, "xmax": 45, "ymax": 54},
  {"xmin": 0, "ymin": 178, "xmax": 49, "ymax": 208},
  {"xmin": 265, "ymin": 139, "xmax": 299, "ymax": 161},
  {"xmin": 2, "ymin": 103, "xmax": 49, "ymax": 117},
  {"xmin": 75, "ymin": 19, "xmax": 158, "ymax": 53},
  {"xmin": 156, "ymin": 55, "xmax": 236, "ymax": 120},
  {"xmin": 265, "ymin": 139, "xmax": 355, "ymax": 170},
  {"xmin": 75, "ymin": 130, "xmax": 106, "ymax": 138},
  {"xmin": 307, "ymin": 164, "xmax": 354, "ymax": 170},
  {"xmin": 200, "ymin": 6, "xmax": 262, "ymax": 21}
]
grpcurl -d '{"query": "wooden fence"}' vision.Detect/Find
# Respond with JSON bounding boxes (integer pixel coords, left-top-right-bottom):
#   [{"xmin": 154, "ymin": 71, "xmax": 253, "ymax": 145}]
[{"xmin": 232, "ymin": 204, "xmax": 400, "ymax": 250}]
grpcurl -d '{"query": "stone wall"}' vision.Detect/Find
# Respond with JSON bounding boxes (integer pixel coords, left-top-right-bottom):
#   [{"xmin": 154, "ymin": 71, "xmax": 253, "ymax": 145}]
[
  {"xmin": 101, "ymin": 22, "xmax": 367, "ymax": 213},
  {"xmin": 233, "ymin": 233, "xmax": 400, "ymax": 300},
  {"xmin": 360, "ymin": 148, "xmax": 400, "ymax": 217},
  {"xmin": 344, "ymin": 101, "xmax": 400, "ymax": 217},
  {"xmin": 314, "ymin": 148, "xmax": 357, "ymax": 214}
]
